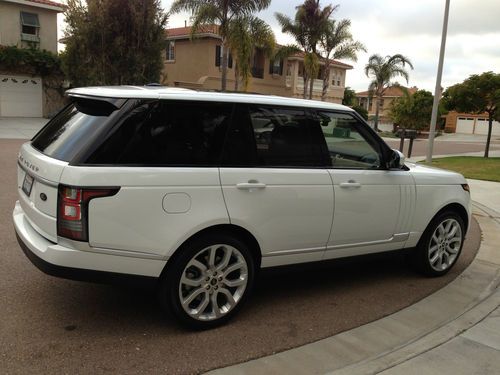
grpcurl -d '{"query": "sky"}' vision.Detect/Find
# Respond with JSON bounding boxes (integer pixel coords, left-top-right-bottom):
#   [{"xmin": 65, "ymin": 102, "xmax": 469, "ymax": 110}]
[
  {"xmin": 157, "ymin": 0, "xmax": 500, "ymax": 93},
  {"xmin": 56, "ymin": 0, "xmax": 500, "ymax": 93}
]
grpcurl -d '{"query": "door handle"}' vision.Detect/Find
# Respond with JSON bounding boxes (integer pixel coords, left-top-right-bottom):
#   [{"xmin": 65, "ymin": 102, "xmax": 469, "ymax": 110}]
[
  {"xmin": 236, "ymin": 181, "xmax": 267, "ymax": 190},
  {"xmin": 339, "ymin": 180, "xmax": 361, "ymax": 188}
]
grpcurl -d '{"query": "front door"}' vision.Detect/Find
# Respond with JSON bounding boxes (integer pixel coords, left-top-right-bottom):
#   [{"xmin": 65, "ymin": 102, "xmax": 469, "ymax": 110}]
[
  {"xmin": 312, "ymin": 111, "xmax": 414, "ymax": 259},
  {"xmin": 219, "ymin": 104, "xmax": 334, "ymax": 267}
]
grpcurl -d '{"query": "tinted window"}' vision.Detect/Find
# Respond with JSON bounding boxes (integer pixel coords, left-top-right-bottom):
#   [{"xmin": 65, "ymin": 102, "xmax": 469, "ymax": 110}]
[
  {"xmin": 86, "ymin": 100, "xmax": 232, "ymax": 166},
  {"xmin": 31, "ymin": 99, "xmax": 121, "ymax": 162},
  {"xmin": 315, "ymin": 111, "xmax": 382, "ymax": 169},
  {"xmin": 225, "ymin": 105, "xmax": 322, "ymax": 167}
]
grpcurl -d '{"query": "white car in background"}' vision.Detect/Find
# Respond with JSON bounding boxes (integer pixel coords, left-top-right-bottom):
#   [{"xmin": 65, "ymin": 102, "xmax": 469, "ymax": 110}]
[{"xmin": 13, "ymin": 86, "xmax": 471, "ymax": 329}]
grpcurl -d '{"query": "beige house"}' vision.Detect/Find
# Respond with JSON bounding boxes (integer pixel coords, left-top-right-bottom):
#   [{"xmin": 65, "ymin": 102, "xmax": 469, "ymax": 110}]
[
  {"xmin": 0, "ymin": 0, "xmax": 63, "ymax": 117},
  {"xmin": 356, "ymin": 86, "xmax": 418, "ymax": 124},
  {"xmin": 163, "ymin": 26, "xmax": 353, "ymax": 103}
]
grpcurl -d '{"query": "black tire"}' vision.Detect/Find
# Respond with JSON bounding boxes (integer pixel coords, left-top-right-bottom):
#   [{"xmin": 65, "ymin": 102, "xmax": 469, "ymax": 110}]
[
  {"xmin": 410, "ymin": 210, "xmax": 465, "ymax": 277},
  {"xmin": 158, "ymin": 233, "xmax": 255, "ymax": 329}
]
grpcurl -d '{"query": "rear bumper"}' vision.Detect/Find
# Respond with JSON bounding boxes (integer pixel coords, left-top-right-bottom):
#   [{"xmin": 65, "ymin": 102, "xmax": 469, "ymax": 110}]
[{"xmin": 13, "ymin": 201, "xmax": 165, "ymax": 286}]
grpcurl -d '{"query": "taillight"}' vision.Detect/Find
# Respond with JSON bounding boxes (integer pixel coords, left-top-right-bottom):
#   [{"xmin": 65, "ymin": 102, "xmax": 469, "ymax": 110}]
[{"xmin": 57, "ymin": 185, "xmax": 119, "ymax": 241}]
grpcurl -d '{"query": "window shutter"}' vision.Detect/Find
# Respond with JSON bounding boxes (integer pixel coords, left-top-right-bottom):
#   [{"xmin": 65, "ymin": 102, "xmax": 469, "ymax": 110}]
[
  {"xmin": 215, "ymin": 45, "xmax": 221, "ymax": 67},
  {"xmin": 269, "ymin": 59, "xmax": 274, "ymax": 75},
  {"xmin": 279, "ymin": 59, "xmax": 284, "ymax": 75},
  {"xmin": 228, "ymin": 53, "xmax": 233, "ymax": 68}
]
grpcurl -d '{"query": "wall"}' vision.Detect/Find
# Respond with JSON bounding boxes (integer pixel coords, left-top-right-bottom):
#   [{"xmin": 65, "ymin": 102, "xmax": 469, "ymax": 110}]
[{"xmin": 0, "ymin": 1, "xmax": 58, "ymax": 53}]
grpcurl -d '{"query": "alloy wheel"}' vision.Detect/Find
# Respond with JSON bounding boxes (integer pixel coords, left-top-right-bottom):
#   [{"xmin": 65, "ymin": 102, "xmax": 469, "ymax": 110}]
[{"xmin": 428, "ymin": 218, "xmax": 463, "ymax": 272}]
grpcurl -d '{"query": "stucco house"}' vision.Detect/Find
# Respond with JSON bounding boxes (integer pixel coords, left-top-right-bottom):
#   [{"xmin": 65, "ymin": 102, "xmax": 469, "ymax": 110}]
[
  {"xmin": 0, "ymin": 0, "xmax": 64, "ymax": 117},
  {"xmin": 163, "ymin": 25, "xmax": 353, "ymax": 103}
]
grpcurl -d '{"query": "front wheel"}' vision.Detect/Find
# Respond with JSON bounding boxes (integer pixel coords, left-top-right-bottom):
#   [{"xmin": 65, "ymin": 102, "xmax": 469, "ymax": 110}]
[
  {"xmin": 411, "ymin": 211, "xmax": 465, "ymax": 276},
  {"xmin": 159, "ymin": 234, "xmax": 255, "ymax": 329}
]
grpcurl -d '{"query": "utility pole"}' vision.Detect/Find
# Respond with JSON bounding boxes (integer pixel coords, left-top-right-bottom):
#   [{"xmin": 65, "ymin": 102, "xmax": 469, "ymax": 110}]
[{"xmin": 426, "ymin": 0, "xmax": 451, "ymax": 163}]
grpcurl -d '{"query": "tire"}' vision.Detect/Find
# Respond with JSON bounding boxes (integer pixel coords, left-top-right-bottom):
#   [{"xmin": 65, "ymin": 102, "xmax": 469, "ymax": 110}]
[
  {"xmin": 158, "ymin": 233, "xmax": 255, "ymax": 329},
  {"xmin": 410, "ymin": 210, "xmax": 465, "ymax": 277}
]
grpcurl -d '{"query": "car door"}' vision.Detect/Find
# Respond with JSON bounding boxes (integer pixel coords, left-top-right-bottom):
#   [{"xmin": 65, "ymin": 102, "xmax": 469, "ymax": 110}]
[
  {"xmin": 219, "ymin": 104, "xmax": 334, "ymax": 267},
  {"xmin": 313, "ymin": 110, "xmax": 415, "ymax": 260}
]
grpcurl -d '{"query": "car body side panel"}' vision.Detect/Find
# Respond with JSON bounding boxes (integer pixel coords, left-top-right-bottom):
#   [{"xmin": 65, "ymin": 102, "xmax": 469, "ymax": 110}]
[{"xmin": 60, "ymin": 166, "xmax": 230, "ymax": 258}]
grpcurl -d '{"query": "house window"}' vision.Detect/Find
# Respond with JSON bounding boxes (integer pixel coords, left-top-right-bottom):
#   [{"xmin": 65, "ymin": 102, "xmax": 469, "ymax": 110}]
[
  {"xmin": 20, "ymin": 12, "xmax": 40, "ymax": 42},
  {"xmin": 379, "ymin": 99, "xmax": 385, "ymax": 108},
  {"xmin": 269, "ymin": 59, "xmax": 283, "ymax": 75},
  {"xmin": 166, "ymin": 40, "xmax": 175, "ymax": 61},
  {"xmin": 215, "ymin": 45, "xmax": 232, "ymax": 68}
]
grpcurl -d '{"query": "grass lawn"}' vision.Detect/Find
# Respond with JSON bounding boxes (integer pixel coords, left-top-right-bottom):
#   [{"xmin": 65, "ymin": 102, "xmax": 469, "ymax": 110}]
[{"xmin": 419, "ymin": 156, "xmax": 500, "ymax": 182}]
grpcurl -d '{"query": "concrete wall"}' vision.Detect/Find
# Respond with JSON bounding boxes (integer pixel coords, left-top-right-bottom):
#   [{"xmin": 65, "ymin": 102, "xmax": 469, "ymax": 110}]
[{"xmin": 0, "ymin": 1, "xmax": 59, "ymax": 53}]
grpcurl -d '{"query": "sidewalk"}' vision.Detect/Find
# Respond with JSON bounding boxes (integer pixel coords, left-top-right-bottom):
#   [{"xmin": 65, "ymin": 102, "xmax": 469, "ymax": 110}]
[
  {"xmin": 0, "ymin": 117, "xmax": 47, "ymax": 139},
  {"xmin": 209, "ymin": 182, "xmax": 500, "ymax": 375}
]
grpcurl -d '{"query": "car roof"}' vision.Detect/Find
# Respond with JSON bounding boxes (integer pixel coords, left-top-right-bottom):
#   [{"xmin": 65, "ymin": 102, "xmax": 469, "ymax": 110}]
[{"xmin": 66, "ymin": 86, "xmax": 354, "ymax": 112}]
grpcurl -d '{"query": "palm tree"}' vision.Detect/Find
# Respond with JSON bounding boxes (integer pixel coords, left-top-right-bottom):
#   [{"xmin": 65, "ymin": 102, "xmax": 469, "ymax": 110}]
[
  {"xmin": 276, "ymin": 0, "xmax": 336, "ymax": 99},
  {"xmin": 364, "ymin": 54, "xmax": 414, "ymax": 131},
  {"xmin": 319, "ymin": 19, "xmax": 365, "ymax": 101},
  {"xmin": 170, "ymin": 0, "xmax": 271, "ymax": 91},
  {"xmin": 227, "ymin": 16, "xmax": 275, "ymax": 92}
]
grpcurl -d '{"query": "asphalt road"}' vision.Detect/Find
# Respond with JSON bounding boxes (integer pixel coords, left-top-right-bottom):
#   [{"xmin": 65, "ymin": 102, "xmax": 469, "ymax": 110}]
[{"xmin": 0, "ymin": 139, "xmax": 481, "ymax": 375}]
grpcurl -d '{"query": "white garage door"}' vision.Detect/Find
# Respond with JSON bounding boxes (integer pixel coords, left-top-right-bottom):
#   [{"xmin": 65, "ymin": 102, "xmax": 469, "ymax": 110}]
[
  {"xmin": 0, "ymin": 75, "xmax": 43, "ymax": 117},
  {"xmin": 474, "ymin": 118, "xmax": 500, "ymax": 136},
  {"xmin": 455, "ymin": 117, "xmax": 474, "ymax": 134}
]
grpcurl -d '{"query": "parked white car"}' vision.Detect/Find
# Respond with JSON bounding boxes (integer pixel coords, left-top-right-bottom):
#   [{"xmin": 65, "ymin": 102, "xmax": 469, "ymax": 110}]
[{"xmin": 13, "ymin": 86, "xmax": 471, "ymax": 328}]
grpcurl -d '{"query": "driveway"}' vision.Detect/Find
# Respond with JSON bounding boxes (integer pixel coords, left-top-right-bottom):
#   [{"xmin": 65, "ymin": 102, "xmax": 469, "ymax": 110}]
[
  {"xmin": 0, "ymin": 139, "xmax": 481, "ymax": 374},
  {"xmin": 0, "ymin": 117, "xmax": 47, "ymax": 139}
]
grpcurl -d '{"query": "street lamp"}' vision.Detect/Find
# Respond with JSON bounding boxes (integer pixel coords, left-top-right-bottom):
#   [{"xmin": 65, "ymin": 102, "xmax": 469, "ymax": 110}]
[{"xmin": 426, "ymin": 0, "xmax": 451, "ymax": 163}]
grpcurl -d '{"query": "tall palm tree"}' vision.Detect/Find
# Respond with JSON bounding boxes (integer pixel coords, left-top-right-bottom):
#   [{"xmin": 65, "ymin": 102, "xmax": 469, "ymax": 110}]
[
  {"xmin": 364, "ymin": 54, "xmax": 414, "ymax": 131},
  {"xmin": 276, "ymin": 0, "xmax": 336, "ymax": 99},
  {"xmin": 227, "ymin": 16, "xmax": 275, "ymax": 92},
  {"xmin": 170, "ymin": 0, "xmax": 271, "ymax": 91},
  {"xmin": 319, "ymin": 19, "xmax": 365, "ymax": 101}
]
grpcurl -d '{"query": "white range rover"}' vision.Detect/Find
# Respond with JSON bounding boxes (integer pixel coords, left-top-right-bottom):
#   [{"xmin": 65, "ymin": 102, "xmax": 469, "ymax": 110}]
[{"xmin": 14, "ymin": 86, "xmax": 471, "ymax": 328}]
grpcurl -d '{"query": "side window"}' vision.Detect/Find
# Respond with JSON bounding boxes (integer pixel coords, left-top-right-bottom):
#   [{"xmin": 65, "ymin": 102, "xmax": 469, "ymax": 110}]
[
  {"xmin": 228, "ymin": 105, "xmax": 322, "ymax": 167},
  {"xmin": 86, "ymin": 100, "xmax": 232, "ymax": 166},
  {"xmin": 315, "ymin": 111, "xmax": 382, "ymax": 169}
]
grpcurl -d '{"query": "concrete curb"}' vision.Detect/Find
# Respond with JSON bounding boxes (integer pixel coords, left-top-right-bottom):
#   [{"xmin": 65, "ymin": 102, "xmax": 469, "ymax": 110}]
[{"xmin": 207, "ymin": 203, "xmax": 500, "ymax": 375}]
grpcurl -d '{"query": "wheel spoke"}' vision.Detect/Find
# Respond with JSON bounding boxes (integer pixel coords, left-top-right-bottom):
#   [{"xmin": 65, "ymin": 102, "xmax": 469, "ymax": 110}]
[
  {"xmin": 208, "ymin": 246, "xmax": 217, "ymax": 268},
  {"xmin": 429, "ymin": 244, "xmax": 439, "ymax": 255},
  {"xmin": 224, "ymin": 277, "xmax": 246, "ymax": 288},
  {"xmin": 435, "ymin": 254, "xmax": 443, "ymax": 269},
  {"xmin": 210, "ymin": 292, "xmax": 221, "ymax": 318},
  {"xmin": 446, "ymin": 223, "xmax": 458, "ymax": 239},
  {"xmin": 218, "ymin": 288, "xmax": 236, "ymax": 308},
  {"xmin": 430, "ymin": 251, "xmax": 440, "ymax": 264},
  {"xmin": 189, "ymin": 259, "xmax": 207, "ymax": 273},
  {"xmin": 437, "ymin": 224, "xmax": 445, "ymax": 238},
  {"xmin": 182, "ymin": 287, "xmax": 205, "ymax": 308},
  {"xmin": 223, "ymin": 261, "xmax": 246, "ymax": 278},
  {"xmin": 432, "ymin": 233, "xmax": 439, "ymax": 244},
  {"xmin": 193, "ymin": 293, "xmax": 210, "ymax": 317},
  {"xmin": 447, "ymin": 244, "xmax": 459, "ymax": 254},
  {"xmin": 216, "ymin": 247, "xmax": 232, "ymax": 271},
  {"xmin": 444, "ymin": 220, "xmax": 453, "ymax": 234},
  {"xmin": 181, "ymin": 274, "xmax": 203, "ymax": 287},
  {"xmin": 449, "ymin": 237, "xmax": 461, "ymax": 244}
]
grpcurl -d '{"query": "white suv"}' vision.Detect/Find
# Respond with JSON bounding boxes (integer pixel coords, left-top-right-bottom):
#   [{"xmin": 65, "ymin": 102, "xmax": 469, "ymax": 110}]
[{"xmin": 14, "ymin": 86, "xmax": 471, "ymax": 328}]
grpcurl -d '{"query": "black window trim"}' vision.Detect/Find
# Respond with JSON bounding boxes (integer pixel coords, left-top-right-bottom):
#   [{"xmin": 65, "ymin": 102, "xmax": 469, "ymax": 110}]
[
  {"xmin": 310, "ymin": 108, "xmax": 393, "ymax": 170},
  {"xmin": 71, "ymin": 99, "xmax": 236, "ymax": 168}
]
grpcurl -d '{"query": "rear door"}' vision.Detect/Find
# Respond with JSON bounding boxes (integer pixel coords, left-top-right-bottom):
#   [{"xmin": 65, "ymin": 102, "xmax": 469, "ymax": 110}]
[{"xmin": 219, "ymin": 104, "xmax": 334, "ymax": 267}]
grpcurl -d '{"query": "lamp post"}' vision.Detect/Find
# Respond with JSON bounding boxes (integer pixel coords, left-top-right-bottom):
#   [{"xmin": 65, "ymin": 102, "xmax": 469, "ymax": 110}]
[{"xmin": 426, "ymin": 0, "xmax": 451, "ymax": 163}]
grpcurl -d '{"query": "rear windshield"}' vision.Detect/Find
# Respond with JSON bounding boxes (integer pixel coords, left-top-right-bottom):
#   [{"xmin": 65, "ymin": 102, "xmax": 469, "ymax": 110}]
[{"xmin": 31, "ymin": 98, "xmax": 123, "ymax": 162}]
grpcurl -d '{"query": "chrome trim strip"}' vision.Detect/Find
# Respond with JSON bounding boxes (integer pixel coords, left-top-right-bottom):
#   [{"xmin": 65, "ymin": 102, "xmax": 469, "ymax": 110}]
[
  {"xmin": 17, "ymin": 160, "xmax": 59, "ymax": 187},
  {"xmin": 326, "ymin": 232, "xmax": 410, "ymax": 251},
  {"xmin": 263, "ymin": 246, "xmax": 325, "ymax": 257}
]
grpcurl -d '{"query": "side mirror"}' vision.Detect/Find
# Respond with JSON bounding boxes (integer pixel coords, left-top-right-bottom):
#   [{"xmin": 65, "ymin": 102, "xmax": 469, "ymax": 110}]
[{"xmin": 389, "ymin": 149, "xmax": 406, "ymax": 169}]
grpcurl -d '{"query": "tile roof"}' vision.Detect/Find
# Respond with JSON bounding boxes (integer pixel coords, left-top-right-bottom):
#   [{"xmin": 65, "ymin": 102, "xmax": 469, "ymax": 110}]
[
  {"xmin": 356, "ymin": 86, "xmax": 418, "ymax": 97},
  {"xmin": 25, "ymin": 0, "xmax": 64, "ymax": 8},
  {"xmin": 166, "ymin": 25, "xmax": 219, "ymax": 38}
]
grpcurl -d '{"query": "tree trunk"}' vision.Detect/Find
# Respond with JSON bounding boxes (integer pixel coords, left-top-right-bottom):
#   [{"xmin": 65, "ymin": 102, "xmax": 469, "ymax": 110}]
[
  {"xmin": 374, "ymin": 95, "xmax": 381, "ymax": 131},
  {"xmin": 221, "ymin": 39, "xmax": 228, "ymax": 91},
  {"xmin": 309, "ymin": 75, "xmax": 314, "ymax": 100},
  {"xmin": 303, "ymin": 75, "xmax": 308, "ymax": 99},
  {"xmin": 321, "ymin": 61, "xmax": 330, "ymax": 101},
  {"xmin": 234, "ymin": 62, "xmax": 239, "ymax": 91},
  {"xmin": 485, "ymin": 114, "xmax": 493, "ymax": 157}
]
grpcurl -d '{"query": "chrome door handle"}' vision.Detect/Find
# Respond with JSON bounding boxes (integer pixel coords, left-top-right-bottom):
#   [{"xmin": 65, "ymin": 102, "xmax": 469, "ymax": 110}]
[
  {"xmin": 236, "ymin": 181, "xmax": 267, "ymax": 190},
  {"xmin": 339, "ymin": 180, "xmax": 361, "ymax": 188}
]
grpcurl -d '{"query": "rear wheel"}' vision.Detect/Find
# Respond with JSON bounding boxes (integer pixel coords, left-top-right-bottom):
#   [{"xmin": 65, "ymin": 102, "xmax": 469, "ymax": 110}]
[
  {"xmin": 159, "ymin": 234, "xmax": 255, "ymax": 329},
  {"xmin": 411, "ymin": 211, "xmax": 465, "ymax": 276}
]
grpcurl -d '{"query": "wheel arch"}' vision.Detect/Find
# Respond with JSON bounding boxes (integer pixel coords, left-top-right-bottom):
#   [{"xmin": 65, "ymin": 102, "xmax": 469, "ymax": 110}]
[
  {"xmin": 160, "ymin": 224, "xmax": 262, "ymax": 279},
  {"xmin": 433, "ymin": 202, "xmax": 469, "ymax": 232}
]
